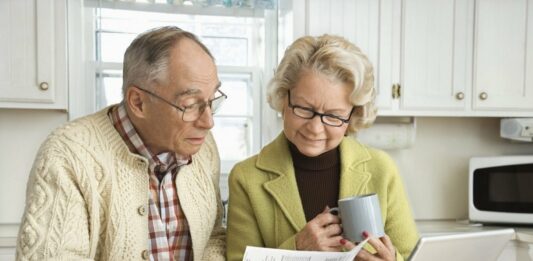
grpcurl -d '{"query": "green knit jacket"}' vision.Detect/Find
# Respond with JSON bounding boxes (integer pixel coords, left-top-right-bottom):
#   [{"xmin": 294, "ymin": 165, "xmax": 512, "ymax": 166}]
[{"xmin": 226, "ymin": 133, "xmax": 418, "ymax": 261}]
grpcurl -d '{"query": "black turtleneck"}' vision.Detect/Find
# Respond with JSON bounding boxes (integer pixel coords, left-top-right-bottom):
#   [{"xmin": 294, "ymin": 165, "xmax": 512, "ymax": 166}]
[{"xmin": 289, "ymin": 141, "xmax": 340, "ymax": 221}]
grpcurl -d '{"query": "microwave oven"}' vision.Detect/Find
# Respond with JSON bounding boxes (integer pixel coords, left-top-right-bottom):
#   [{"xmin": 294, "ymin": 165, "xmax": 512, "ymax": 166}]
[{"xmin": 469, "ymin": 155, "xmax": 533, "ymax": 225}]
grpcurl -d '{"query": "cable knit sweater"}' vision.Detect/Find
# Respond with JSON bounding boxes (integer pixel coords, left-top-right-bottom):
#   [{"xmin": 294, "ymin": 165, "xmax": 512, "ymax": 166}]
[{"xmin": 16, "ymin": 107, "xmax": 226, "ymax": 261}]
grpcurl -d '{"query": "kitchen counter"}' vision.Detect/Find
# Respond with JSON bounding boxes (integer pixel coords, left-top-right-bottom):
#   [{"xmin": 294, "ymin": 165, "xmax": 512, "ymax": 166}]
[
  {"xmin": 416, "ymin": 219, "xmax": 533, "ymax": 243},
  {"xmin": 2, "ymin": 221, "xmax": 532, "ymax": 251}
]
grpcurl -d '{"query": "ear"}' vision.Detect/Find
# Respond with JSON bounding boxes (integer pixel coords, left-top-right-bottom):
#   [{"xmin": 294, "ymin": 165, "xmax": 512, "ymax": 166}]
[
  {"xmin": 280, "ymin": 97, "xmax": 288, "ymax": 120},
  {"xmin": 125, "ymin": 86, "xmax": 147, "ymax": 118},
  {"xmin": 344, "ymin": 126, "xmax": 354, "ymax": 137}
]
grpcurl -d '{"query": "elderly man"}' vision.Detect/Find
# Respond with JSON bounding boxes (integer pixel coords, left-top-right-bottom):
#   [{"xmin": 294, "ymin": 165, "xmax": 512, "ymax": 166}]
[{"xmin": 16, "ymin": 26, "xmax": 226, "ymax": 260}]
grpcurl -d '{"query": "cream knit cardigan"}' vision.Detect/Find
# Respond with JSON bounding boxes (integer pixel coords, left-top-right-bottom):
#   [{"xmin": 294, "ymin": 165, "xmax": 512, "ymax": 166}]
[{"xmin": 16, "ymin": 108, "xmax": 226, "ymax": 261}]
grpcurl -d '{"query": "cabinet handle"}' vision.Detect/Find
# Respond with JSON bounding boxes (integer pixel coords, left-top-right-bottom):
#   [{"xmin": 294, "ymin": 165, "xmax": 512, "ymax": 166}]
[
  {"xmin": 455, "ymin": 92, "xmax": 464, "ymax": 100},
  {"xmin": 479, "ymin": 92, "xmax": 488, "ymax": 100},
  {"xmin": 39, "ymin": 82, "xmax": 49, "ymax": 91},
  {"xmin": 392, "ymin": 83, "xmax": 401, "ymax": 99}
]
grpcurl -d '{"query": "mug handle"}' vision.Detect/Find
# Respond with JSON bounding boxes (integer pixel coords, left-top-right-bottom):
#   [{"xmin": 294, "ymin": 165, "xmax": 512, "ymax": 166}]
[{"xmin": 328, "ymin": 207, "xmax": 339, "ymax": 215}]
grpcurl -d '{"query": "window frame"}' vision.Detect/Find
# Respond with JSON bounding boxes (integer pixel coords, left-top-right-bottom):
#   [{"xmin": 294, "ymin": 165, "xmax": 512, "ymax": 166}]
[{"xmin": 68, "ymin": 1, "xmax": 278, "ymax": 177}]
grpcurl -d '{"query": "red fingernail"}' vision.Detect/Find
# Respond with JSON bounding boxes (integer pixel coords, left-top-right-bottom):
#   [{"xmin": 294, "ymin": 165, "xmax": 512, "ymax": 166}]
[
  {"xmin": 340, "ymin": 239, "xmax": 347, "ymax": 245},
  {"xmin": 362, "ymin": 231, "xmax": 369, "ymax": 238}
]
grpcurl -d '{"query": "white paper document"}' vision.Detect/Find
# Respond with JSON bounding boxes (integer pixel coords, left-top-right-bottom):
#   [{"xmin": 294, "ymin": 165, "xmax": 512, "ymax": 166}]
[{"xmin": 242, "ymin": 238, "xmax": 370, "ymax": 261}]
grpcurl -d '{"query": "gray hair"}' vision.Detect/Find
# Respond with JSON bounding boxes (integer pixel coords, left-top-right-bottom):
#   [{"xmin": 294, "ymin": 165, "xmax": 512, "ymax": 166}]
[
  {"xmin": 122, "ymin": 26, "xmax": 213, "ymax": 95},
  {"xmin": 266, "ymin": 34, "xmax": 377, "ymax": 134}
]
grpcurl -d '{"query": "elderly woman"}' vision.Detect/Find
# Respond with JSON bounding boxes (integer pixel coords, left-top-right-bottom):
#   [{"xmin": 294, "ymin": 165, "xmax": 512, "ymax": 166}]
[{"xmin": 226, "ymin": 35, "xmax": 418, "ymax": 261}]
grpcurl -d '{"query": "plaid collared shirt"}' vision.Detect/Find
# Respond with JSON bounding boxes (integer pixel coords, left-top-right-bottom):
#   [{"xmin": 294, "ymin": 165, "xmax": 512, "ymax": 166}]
[{"xmin": 109, "ymin": 103, "xmax": 193, "ymax": 261}]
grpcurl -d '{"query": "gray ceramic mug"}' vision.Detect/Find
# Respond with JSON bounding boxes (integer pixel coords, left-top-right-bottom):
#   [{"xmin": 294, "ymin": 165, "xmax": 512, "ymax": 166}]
[{"xmin": 330, "ymin": 193, "xmax": 385, "ymax": 242}]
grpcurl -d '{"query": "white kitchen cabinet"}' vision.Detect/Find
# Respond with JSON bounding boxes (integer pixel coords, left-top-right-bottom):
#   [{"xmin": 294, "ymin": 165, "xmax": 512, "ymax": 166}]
[
  {"xmin": 0, "ymin": 225, "xmax": 17, "ymax": 261},
  {"xmin": 377, "ymin": 0, "xmax": 476, "ymax": 116},
  {"xmin": 393, "ymin": 0, "xmax": 533, "ymax": 116},
  {"xmin": 289, "ymin": 0, "xmax": 394, "ymax": 109},
  {"xmin": 397, "ymin": 0, "xmax": 473, "ymax": 112},
  {"xmin": 473, "ymin": 0, "xmax": 533, "ymax": 112},
  {"xmin": 0, "ymin": 247, "xmax": 15, "ymax": 261},
  {"xmin": 0, "ymin": 0, "xmax": 67, "ymax": 109},
  {"xmin": 290, "ymin": 0, "xmax": 475, "ymax": 115},
  {"xmin": 290, "ymin": 0, "xmax": 474, "ymax": 114},
  {"xmin": 291, "ymin": 0, "xmax": 533, "ymax": 117}
]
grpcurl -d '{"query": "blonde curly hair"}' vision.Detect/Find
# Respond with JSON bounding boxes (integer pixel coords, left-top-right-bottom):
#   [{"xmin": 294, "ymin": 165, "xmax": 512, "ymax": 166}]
[{"xmin": 267, "ymin": 34, "xmax": 377, "ymax": 134}]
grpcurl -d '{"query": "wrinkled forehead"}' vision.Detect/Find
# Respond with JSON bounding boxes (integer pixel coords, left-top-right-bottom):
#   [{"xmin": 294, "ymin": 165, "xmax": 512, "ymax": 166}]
[
  {"xmin": 172, "ymin": 82, "xmax": 222, "ymax": 99},
  {"xmin": 164, "ymin": 42, "xmax": 219, "ymax": 98}
]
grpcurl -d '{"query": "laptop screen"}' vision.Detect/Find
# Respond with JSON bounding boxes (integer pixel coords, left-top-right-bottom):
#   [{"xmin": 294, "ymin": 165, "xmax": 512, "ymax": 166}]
[{"xmin": 408, "ymin": 228, "xmax": 514, "ymax": 261}]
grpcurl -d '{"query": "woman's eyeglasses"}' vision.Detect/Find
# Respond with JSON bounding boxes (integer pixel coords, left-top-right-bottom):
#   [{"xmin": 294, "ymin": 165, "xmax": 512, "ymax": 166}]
[{"xmin": 287, "ymin": 90, "xmax": 353, "ymax": 127}]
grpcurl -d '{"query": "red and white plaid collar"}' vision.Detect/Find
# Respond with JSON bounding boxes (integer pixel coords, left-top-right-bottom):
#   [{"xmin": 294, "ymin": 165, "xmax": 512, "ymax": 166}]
[{"xmin": 109, "ymin": 103, "xmax": 191, "ymax": 173}]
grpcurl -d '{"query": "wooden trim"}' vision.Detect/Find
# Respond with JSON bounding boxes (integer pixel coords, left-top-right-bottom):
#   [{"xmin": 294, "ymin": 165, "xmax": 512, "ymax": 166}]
[{"xmin": 0, "ymin": 224, "xmax": 18, "ymax": 247}]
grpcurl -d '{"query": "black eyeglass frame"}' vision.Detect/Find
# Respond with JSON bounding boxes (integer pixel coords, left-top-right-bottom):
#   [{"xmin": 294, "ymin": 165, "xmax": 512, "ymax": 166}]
[
  {"xmin": 287, "ymin": 90, "xmax": 354, "ymax": 127},
  {"xmin": 134, "ymin": 86, "xmax": 228, "ymax": 122}
]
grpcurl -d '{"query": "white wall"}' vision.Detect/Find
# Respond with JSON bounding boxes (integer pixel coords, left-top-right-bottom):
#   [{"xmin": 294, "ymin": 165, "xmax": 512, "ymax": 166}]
[{"xmin": 387, "ymin": 117, "xmax": 533, "ymax": 220}]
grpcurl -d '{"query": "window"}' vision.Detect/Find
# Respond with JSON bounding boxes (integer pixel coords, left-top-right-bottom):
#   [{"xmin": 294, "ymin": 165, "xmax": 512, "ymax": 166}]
[{"xmin": 80, "ymin": 0, "xmax": 278, "ymax": 201}]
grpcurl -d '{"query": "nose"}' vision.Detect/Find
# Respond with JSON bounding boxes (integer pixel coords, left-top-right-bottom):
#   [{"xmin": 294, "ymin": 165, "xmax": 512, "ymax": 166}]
[
  {"xmin": 306, "ymin": 114, "xmax": 324, "ymax": 133},
  {"xmin": 195, "ymin": 106, "xmax": 214, "ymax": 129}
]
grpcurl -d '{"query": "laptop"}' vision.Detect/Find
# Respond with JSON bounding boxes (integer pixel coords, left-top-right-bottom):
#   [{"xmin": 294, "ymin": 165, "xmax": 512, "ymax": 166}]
[{"xmin": 408, "ymin": 228, "xmax": 515, "ymax": 261}]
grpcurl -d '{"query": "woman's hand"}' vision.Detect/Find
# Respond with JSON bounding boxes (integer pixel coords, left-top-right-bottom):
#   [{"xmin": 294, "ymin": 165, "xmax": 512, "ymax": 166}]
[
  {"xmin": 295, "ymin": 207, "xmax": 343, "ymax": 251},
  {"xmin": 344, "ymin": 231, "xmax": 396, "ymax": 261}
]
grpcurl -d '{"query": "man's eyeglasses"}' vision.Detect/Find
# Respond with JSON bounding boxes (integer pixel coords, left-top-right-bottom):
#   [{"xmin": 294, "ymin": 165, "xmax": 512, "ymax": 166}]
[
  {"xmin": 287, "ymin": 90, "xmax": 353, "ymax": 127},
  {"xmin": 135, "ymin": 86, "xmax": 227, "ymax": 122}
]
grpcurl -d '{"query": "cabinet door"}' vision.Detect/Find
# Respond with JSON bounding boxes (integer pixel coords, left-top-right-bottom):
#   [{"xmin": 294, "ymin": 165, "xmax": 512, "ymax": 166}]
[
  {"xmin": 305, "ymin": 0, "xmax": 390, "ymax": 109},
  {"xmin": 400, "ymin": 0, "xmax": 473, "ymax": 111},
  {"xmin": 0, "ymin": 0, "xmax": 66, "ymax": 109},
  {"xmin": 0, "ymin": 246, "xmax": 15, "ymax": 261},
  {"xmin": 473, "ymin": 0, "xmax": 533, "ymax": 111},
  {"xmin": 379, "ymin": 0, "xmax": 400, "ymax": 111}
]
